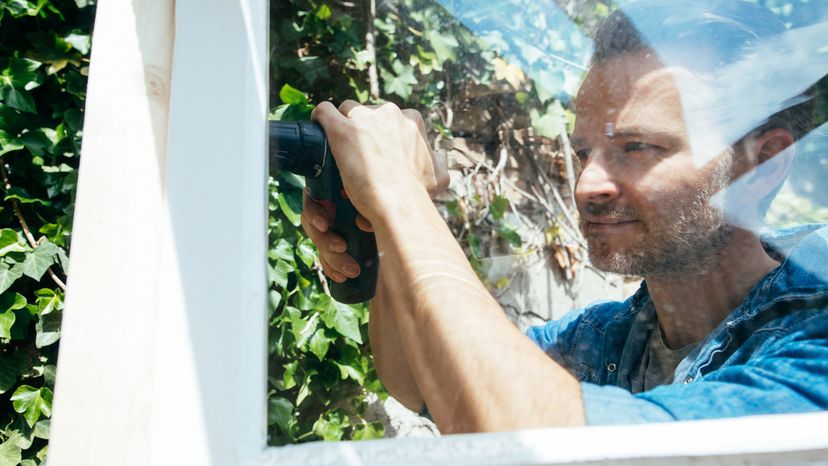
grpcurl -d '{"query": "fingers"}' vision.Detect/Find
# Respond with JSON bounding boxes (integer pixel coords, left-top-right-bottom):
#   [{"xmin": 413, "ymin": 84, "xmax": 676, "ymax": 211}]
[
  {"xmin": 355, "ymin": 214, "xmax": 374, "ymax": 233},
  {"xmin": 301, "ymin": 189, "xmax": 362, "ymax": 281},
  {"xmin": 429, "ymin": 150, "xmax": 451, "ymax": 196}
]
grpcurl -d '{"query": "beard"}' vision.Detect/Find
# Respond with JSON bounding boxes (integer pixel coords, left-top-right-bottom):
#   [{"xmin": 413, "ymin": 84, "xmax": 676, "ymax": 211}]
[{"xmin": 580, "ymin": 157, "xmax": 734, "ymax": 277}]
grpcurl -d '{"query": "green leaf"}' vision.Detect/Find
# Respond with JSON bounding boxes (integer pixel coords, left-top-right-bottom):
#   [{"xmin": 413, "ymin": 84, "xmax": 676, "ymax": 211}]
[
  {"xmin": 0, "ymin": 58, "xmax": 41, "ymax": 113},
  {"xmin": 334, "ymin": 360, "xmax": 365, "ymax": 384},
  {"xmin": 0, "ymin": 349, "xmax": 27, "ymax": 393},
  {"xmin": 4, "ymin": 186, "xmax": 50, "ymax": 205},
  {"xmin": 33, "ymin": 419, "xmax": 49, "ymax": 439},
  {"xmin": 277, "ymin": 192, "xmax": 302, "ymax": 227},
  {"xmin": 279, "ymin": 84, "xmax": 309, "ymax": 106},
  {"xmin": 315, "ymin": 4, "xmax": 332, "ymax": 21},
  {"xmin": 21, "ymin": 241, "xmax": 59, "ymax": 280},
  {"xmin": 269, "ymin": 259, "xmax": 292, "ymax": 289},
  {"xmin": 0, "ymin": 229, "xmax": 27, "ymax": 256},
  {"xmin": 381, "ymin": 60, "xmax": 418, "ymax": 100},
  {"xmin": 268, "ymin": 396, "xmax": 294, "ymax": 430},
  {"xmin": 498, "ymin": 224, "xmax": 523, "ymax": 247},
  {"xmin": 290, "ymin": 311, "xmax": 318, "ymax": 348},
  {"xmin": 312, "ymin": 411, "xmax": 348, "ymax": 441},
  {"xmin": 10, "ymin": 385, "xmax": 53, "ymax": 427},
  {"xmin": 0, "ymin": 434, "xmax": 22, "ymax": 466},
  {"xmin": 319, "ymin": 295, "xmax": 363, "ymax": 344},
  {"xmin": 35, "ymin": 308, "xmax": 60, "ymax": 348},
  {"xmin": 0, "ymin": 292, "xmax": 26, "ymax": 311},
  {"xmin": 270, "ymin": 239, "xmax": 294, "ymax": 262},
  {"xmin": 0, "ymin": 262, "xmax": 24, "ymax": 295},
  {"xmin": 282, "ymin": 361, "xmax": 298, "ymax": 389},
  {"xmin": 0, "ymin": 310, "xmax": 14, "ymax": 339},
  {"xmin": 64, "ymin": 33, "xmax": 91, "ymax": 54},
  {"xmin": 308, "ymin": 329, "xmax": 331, "ymax": 361},
  {"xmin": 489, "ymin": 195, "xmax": 510, "ymax": 220},
  {"xmin": 351, "ymin": 421, "xmax": 384, "ymax": 440},
  {"xmin": 295, "ymin": 239, "xmax": 316, "ymax": 268}
]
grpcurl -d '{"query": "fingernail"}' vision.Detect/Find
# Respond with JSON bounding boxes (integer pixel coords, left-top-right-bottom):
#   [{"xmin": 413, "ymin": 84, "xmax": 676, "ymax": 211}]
[
  {"xmin": 312, "ymin": 217, "xmax": 327, "ymax": 232},
  {"xmin": 343, "ymin": 264, "xmax": 359, "ymax": 277},
  {"xmin": 328, "ymin": 240, "xmax": 347, "ymax": 253}
]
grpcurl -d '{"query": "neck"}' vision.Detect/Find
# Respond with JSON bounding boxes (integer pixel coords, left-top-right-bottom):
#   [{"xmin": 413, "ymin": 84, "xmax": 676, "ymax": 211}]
[{"xmin": 644, "ymin": 229, "xmax": 779, "ymax": 349}]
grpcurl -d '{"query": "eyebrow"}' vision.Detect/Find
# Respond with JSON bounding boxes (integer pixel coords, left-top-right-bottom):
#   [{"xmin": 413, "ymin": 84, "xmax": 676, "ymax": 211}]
[{"xmin": 571, "ymin": 126, "xmax": 680, "ymax": 147}]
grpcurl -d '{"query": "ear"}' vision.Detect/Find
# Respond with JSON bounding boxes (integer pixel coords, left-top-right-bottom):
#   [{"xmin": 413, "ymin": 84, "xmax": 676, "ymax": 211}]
[{"xmin": 735, "ymin": 128, "xmax": 796, "ymax": 192}]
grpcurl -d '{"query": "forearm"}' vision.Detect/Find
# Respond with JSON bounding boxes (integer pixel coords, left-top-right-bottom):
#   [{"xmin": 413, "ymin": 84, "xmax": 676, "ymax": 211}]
[
  {"xmin": 373, "ymin": 187, "xmax": 586, "ymax": 433},
  {"xmin": 368, "ymin": 270, "xmax": 424, "ymax": 412}
]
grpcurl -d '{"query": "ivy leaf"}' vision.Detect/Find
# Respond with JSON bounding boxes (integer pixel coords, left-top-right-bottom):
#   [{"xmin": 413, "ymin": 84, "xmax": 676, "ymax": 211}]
[
  {"xmin": 498, "ymin": 224, "xmax": 523, "ymax": 247},
  {"xmin": 268, "ymin": 396, "xmax": 294, "ymax": 430},
  {"xmin": 0, "ymin": 434, "xmax": 22, "ymax": 466},
  {"xmin": 269, "ymin": 259, "xmax": 292, "ymax": 289},
  {"xmin": 312, "ymin": 411, "xmax": 349, "ymax": 441},
  {"xmin": 276, "ymin": 192, "xmax": 302, "ymax": 227},
  {"xmin": 282, "ymin": 361, "xmax": 298, "ymax": 389},
  {"xmin": 426, "ymin": 30, "xmax": 459, "ymax": 63},
  {"xmin": 319, "ymin": 295, "xmax": 363, "ymax": 344},
  {"xmin": 10, "ymin": 385, "xmax": 53, "ymax": 427},
  {"xmin": 489, "ymin": 195, "xmax": 510, "ymax": 220},
  {"xmin": 351, "ymin": 421, "xmax": 384, "ymax": 440},
  {"xmin": 0, "ymin": 262, "xmax": 24, "ymax": 295},
  {"xmin": 0, "ymin": 310, "xmax": 14, "ymax": 339},
  {"xmin": 308, "ymin": 329, "xmax": 331, "ymax": 361},
  {"xmin": 334, "ymin": 360, "xmax": 365, "ymax": 384},
  {"xmin": 0, "ymin": 349, "xmax": 28, "ymax": 393},
  {"xmin": 64, "ymin": 33, "xmax": 91, "ymax": 54},
  {"xmin": 295, "ymin": 239, "xmax": 316, "ymax": 268},
  {"xmin": 0, "ymin": 229, "xmax": 27, "ymax": 256},
  {"xmin": 33, "ymin": 419, "xmax": 49, "ymax": 440},
  {"xmin": 279, "ymin": 84, "xmax": 309, "ymax": 105},
  {"xmin": 35, "ymin": 308, "xmax": 61, "ymax": 348},
  {"xmin": 4, "ymin": 186, "xmax": 51, "ymax": 205},
  {"xmin": 290, "ymin": 311, "xmax": 318, "ymax": 348},
  {"xmin": 21, "ymin": 241, "xmax": 59, "ymax": 280},
  {"xmin": 269, "ymin": 239, "xmax": 294, "ymax": 262},
  {"xmin": 381, "ymin": 60, "xmax": 418, "ymax": 100},
  {"xmin": 0, "ymin": 58, "xmax": 41, "ymax": 113}
]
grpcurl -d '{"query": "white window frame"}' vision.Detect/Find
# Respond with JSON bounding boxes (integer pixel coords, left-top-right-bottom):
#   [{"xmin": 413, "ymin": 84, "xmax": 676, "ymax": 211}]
[{"xmin": 48, "ymin": 0, "xmax": 828, "ymax": 465}]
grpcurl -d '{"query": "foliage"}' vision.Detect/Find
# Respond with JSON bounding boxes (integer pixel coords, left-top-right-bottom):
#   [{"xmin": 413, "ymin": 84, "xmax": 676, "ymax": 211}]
[
  {"xmin": 0, "ymin": 0, "xmax": 94, "ymax": 463},
  {"xmin": 268, "ymin": 86, "xmax": 386, "ymax": 446},
  {"xmin": 268, "ymin": 0, "xmax": 612, "ymax": 444}
]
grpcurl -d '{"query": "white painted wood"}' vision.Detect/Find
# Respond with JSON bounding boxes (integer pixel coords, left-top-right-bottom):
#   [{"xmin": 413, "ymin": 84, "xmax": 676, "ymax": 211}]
[
  {"xmin": 50, "ymin": 0, "xmax": 269, "ymax": 464},
  {"xmin": 149, "ymin": 0, "xmax": 269, "ymax": 463},
  {"xmin": 49, "ymin": 1, "xmax": 174, "ymax": 465},
  {"xmin": 257, "ymin": 411, "xmax": 828, "ymax": 466},
  {"xmin": 50, "ymin": 1, "xmax": 828, "ymax": 466}
]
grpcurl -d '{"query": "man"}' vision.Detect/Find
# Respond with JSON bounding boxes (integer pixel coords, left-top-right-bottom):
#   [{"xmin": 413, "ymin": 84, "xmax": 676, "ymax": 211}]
[{"xmin": 300, "ymin": 0, "xmax": 828, "ymax": 432}]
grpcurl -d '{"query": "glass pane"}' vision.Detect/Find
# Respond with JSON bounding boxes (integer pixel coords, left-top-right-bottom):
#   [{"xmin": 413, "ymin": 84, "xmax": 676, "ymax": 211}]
[{"xmin": 267, "ymin": 0, "xmax": 828, "ymax": 445}]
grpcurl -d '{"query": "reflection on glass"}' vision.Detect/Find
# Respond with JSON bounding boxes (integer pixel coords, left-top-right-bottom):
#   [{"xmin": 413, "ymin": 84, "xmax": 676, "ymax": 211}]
[{"xmin": 268, "ymin": 0, "xmax": 828, "ymax": 445}]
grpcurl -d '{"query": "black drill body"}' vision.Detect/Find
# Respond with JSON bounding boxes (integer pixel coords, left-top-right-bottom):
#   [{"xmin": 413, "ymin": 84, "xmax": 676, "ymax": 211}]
[{"xmin": 269, "ymin": 121, "xmax": 378, "ymax": 304}]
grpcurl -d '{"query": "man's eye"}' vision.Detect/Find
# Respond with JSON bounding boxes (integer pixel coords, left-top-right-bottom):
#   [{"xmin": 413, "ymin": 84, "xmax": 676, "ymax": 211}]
[
  {"xmin": 624, "ymin": 142, "xmax": 659, "ymax": 152},
  {"xmin": 575, "ymin": 149, "xmax": 591, "ymax": 160}
]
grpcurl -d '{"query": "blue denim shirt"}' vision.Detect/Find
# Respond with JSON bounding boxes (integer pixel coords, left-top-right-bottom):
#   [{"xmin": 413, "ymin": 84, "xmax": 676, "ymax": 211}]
[{"xmin": 526, "ymin": 224, "xmax": 828, "ymax": 425}]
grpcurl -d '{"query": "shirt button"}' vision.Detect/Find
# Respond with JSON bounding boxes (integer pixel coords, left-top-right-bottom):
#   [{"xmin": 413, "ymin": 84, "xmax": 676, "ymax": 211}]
[
  {"xmin": 684, "ymin": 376, "xmax": 694, "ymax": 383},
  {"xmin": 607, "ymin": 363, "xmax": 617, "ymax": 373}
]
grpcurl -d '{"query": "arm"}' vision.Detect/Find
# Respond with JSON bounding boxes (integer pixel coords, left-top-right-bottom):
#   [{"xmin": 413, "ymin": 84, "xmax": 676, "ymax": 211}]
[{"xmin": 311, "ymin": 100, "xmax": 586, "ymax": 433}]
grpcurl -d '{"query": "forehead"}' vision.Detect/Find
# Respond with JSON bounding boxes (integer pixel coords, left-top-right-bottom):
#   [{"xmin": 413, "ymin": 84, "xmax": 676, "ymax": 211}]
[{"xmin": 573, "ymin": 51, "xmax": 689, "ymax": 139}]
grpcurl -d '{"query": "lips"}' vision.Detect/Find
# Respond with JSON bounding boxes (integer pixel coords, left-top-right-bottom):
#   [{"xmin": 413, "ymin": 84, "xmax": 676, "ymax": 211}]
[{"xmin": 584, "ymin": 216, "xmax": 638, "ymax": 225}]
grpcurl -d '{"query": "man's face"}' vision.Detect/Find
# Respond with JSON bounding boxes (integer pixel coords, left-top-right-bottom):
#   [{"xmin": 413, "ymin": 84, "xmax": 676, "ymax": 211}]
[{"xmin": 572, "ymin": 51, "xmax": 734, "ymax": 277}]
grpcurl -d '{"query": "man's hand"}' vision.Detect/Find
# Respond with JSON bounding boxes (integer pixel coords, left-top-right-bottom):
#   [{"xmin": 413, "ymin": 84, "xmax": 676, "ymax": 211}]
[
  {"xmin": 310, "ymin": 101, "xmax": 448, "ymax": 226},
  {"xmin": 302, "ymin": 101, "xmax": 448, "ymax": 281}
]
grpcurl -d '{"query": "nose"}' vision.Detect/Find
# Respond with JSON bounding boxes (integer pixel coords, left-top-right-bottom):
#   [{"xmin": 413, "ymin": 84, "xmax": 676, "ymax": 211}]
[{"xmin": 575, "ymin": 154, "xmax": 621, "ymax": 205}]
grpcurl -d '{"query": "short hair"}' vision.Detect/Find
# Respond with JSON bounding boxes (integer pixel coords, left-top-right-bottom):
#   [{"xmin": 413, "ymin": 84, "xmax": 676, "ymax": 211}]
[{"xmin": 591, "ymin": 0, "xmax": 816, "ymax": 142}]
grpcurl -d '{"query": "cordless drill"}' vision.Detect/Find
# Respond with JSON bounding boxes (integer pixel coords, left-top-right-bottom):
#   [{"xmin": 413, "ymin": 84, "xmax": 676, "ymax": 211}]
[{"xmin": 269, "ymin": 121, "xmax": 378, "ymax": 304}]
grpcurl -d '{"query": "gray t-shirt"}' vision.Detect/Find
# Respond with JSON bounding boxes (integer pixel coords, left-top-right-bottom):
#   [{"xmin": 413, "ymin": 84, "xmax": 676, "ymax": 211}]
[{"xmin": 630, "ymin": 322, "xmax": 696, "ymax": 392}]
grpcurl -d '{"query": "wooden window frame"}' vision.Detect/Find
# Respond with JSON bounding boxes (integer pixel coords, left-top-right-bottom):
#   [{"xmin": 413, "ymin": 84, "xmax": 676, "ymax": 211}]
[{"xmin": 48, "ymin": 1, "xmax": 828, "ymax": 465}]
